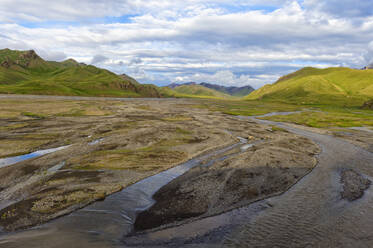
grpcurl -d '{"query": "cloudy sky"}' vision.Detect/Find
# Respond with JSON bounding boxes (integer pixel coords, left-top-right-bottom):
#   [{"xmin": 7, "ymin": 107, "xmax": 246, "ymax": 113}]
[{"xmin": 1, "ymin": 0, "xmax": 373, "ymax": 88}]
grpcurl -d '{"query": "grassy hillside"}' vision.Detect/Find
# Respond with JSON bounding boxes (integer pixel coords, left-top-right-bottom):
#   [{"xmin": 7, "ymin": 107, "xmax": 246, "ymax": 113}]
[
  {"xmin": 0, "ymin": 48, "xmax": 161, "ymax": 97},
  {"xmin": 246, "ymin": 67, "xmax": 373, "ymax": 106},
  {"xmin": 230, "ymin": 87, "xmax": 255, "ymax": 97},
  {"xmin": 200, "ymin": 83, "xmax": 254, "ymax": 97},
  {"xmin": 161, "ymin": 84, "xmax": 232, "ymax": 99}
]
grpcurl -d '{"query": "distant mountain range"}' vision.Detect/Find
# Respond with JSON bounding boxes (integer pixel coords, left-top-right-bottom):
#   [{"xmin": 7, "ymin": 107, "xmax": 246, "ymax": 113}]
[
  {"xmin": 0, "ymin": 48, "xmax": 161, "ymax": 97},
  {"xmin": 167, "ymin": 82, "xmax": 254, "ymax": 97},
  {"xmin": 200, "ymin": 83, "xmax": 254, "ymax": 96}
]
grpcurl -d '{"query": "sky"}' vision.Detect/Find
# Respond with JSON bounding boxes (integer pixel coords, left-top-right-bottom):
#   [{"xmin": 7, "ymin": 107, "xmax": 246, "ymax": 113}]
[{"xmin": 1, "ymin": 0, "xmax": 373, "ymax": 88}]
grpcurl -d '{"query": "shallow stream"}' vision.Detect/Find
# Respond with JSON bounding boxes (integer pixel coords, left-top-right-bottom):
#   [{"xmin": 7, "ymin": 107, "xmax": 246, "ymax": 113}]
[
  {"xmin": 2, "ymin": 111, "xmax": 373, "ymax": 248},
  {"xmin": 0, "ymin": 138, "xmax": 248, "ymax": 248},
  {"xmin": 0, "ymin": 146, "xmax": 69, "ymax": 169}
]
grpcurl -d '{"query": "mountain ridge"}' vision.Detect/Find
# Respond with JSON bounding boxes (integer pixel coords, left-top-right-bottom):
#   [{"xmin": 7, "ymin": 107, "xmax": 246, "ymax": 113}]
[
  {"xmin": 200, "ymin": 82, "xmax": 254, "ymax": 96},
  {"xmin": 0, "ymin": 48, "xmax": 161, "ymax": 97},
  {"xmin": 164, "ymin": 84, "xmax": 231, "ymax": 98}
]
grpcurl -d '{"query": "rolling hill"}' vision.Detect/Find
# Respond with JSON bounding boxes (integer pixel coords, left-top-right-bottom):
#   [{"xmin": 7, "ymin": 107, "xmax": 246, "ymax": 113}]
[
  {"xmin": 0, "ymin": 48, "xmax": 161, "ymax": 97},
  {"xmin": 167, "ymin": 82, "xmax": 254, "ymax": 97},
  {"xmin": 161, "ymin": 84, "xmax": 232, "ymax": 99},
  {"xmin": 246, "ymin": 67, "xmax": 373, "ymax": 106},
  {"xmin": 200, "ymin": 83, "xmax": 254, "ymax": 96}
]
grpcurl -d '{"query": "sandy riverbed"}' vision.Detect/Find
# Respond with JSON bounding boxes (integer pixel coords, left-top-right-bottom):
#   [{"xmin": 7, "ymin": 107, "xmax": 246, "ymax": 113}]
[{"xmin": 0, "ymin": 96, "xmax": 319, "ymax": 232}]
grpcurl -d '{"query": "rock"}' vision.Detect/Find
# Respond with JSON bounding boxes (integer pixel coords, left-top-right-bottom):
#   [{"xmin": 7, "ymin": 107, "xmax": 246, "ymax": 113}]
[
  {"xmin": 361, "ymin": 100, "xmax": 373, "ymax": 110},
  {"xmin": 20, "ymin": 50, "xmax": 39, "ymax": 60},
  {"xmin": 340, "ymin": 169, "xmax": 371, "ymax": 201},
  {"xmin": 0, "ymin": 57, "xmax": 11, "ymax": 68}
]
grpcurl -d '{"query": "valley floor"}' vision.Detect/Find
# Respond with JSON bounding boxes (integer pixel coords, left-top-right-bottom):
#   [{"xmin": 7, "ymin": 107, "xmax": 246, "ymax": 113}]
[{"xmin": 0, "ymin": 95, "xmax": 373, "ymax": 247}]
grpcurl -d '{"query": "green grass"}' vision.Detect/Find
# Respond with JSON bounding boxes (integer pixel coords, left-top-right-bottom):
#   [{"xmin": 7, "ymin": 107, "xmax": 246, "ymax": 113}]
[
  {"xmin": 192, "ymin": 99, "xmax": 301, "ymax": 116},
  {"xmin": 246, "ymin": 67, "xmax": 373, "ymax": 107},
  {"xmin": 171, "ymin": 85, "xmax": 232, "ymax": 98},
  {"xmin": 0, "ymin": 49, "xmax": 248, "ymax": 100},
  {"xmin": 260, "ymin": 107, "xmax": 373, "ymax": 128},
  {"xmin": 21, "ymin": 112, "xmax": 46, "ymax": 119},
  {"xmin": 55, "ymin": 109, "xmax": 85, "ymax": 117},
  {"xmin": 3, "ymin": 49, "xmax": 373, "ymax": 129},
  {"xmin": 191, "ymin": 98, "xmax": 373, "ymax": 128},
  {"xmin": 175, "ymin": 127, "xmax": 192, "ymax": 135},
  {"xmin": 160, "ymin": 86, "xmax": 235, "ymax": 99},
  {"xmin": 270, "ymin": 126, "xmax": 288, "ymax": 132},
  {"xmin": 0, "ymin": 49, "xmax": 161, "ymax": 98},
  {"xmin": 71, "ymin": 134, "xmax": 192, "ymax": 171}
]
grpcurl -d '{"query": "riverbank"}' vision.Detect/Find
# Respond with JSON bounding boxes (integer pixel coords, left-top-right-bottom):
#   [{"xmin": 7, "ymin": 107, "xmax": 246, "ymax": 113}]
[
  {"xmin": 0, "ymin": 96, "xmax": 286, "ymax": 231},
  {"xmin": 119, "ymin": 114, "xmax": 373, "ymax": 247},
  {"xmin": 224, "ymin": 117, "xmax": 373, "ymax": 247},
  {"xmin": 134, "ymin": 126, "xmax": 319, "ymax": 231}
]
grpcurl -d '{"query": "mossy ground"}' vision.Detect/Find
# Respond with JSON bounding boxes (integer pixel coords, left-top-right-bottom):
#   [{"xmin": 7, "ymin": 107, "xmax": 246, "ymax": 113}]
[
  {"xmin": 190, "ymin": 99, "xmax": 301, "ymax": 116},
  {"xmin": 190, "ymin": 98, "xmax": 373, "ymax": 128},
  {"xmin": 260, "ymin": 107, "xmax": 373, "ymax": 128}
]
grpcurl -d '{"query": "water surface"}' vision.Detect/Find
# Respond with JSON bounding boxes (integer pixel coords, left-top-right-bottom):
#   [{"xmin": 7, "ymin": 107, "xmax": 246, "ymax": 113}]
[{"xmin": 0, "ymin": 146, "xmax": 69, "ymax": 169}]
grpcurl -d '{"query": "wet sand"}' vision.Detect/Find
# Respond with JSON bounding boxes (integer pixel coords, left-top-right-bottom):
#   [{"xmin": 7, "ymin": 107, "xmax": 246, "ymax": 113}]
[
  {"xmin": 122, "ymin": 115, "xmax": 373, "ymax": 248},
  {"xmin": 133, "ymin": 128, "xmax": 319, "ymax": 232},
  {"xmin": 224, "ymin": 117, "xmax": 373, "ymax": 247}
]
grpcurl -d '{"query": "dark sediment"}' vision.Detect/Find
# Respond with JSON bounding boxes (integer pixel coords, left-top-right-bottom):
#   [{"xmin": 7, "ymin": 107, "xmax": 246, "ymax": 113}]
[
  {"xmin": 134, "ymin": 131, "xmax": 319, "ymax": 232},
  {"xmin": 340, "ymin": 169, "xmax": 371, "ymax": 201},
  {"xmin": 134, "ymin": 166, "xmax": 312, "ymax": 231}
]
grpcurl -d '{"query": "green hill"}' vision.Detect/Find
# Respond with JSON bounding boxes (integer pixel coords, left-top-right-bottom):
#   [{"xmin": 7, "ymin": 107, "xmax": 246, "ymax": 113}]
[
  {"xmin": 161, "ymin": 84, "xmax": 232, "ymax": 99},
  {"xmin": 0, "ymin": 48, "xmax": 161, "ymax": 97},
  {"xmin": 246, "ymin": 67, "xmax": 373, "ymax": 106},
  {"xmin": 200, "ymin": 83, "xmax": 254, "ymax": 97}
]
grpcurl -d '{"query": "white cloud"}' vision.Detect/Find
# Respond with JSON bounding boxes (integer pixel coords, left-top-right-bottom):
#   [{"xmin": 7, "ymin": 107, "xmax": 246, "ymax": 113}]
[
  {"xmin": 174, "ymin": 70, "xmax": 278, "ymax": 89},
  {"xmin": 91, "ymin": 55, "xmax": 108, "ymax": 64},
  {"xmin": 0, "ymin": 1, "xmax": 373, "ymax": 87},
  {"xmin": 37, "ymin": 50, "xmax": 67, "ymax": 61},
  {"xmin": 0, "ymin": 1, "xmax": 288, "ymax": 22},
  {"xmin": 304, "ymin": 0, "xmax": 373, "ymax": 18}
]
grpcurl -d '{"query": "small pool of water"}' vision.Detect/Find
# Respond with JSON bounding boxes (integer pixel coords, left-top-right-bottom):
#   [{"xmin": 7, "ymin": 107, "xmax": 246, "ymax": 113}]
[
  {"xmin": 0, "ymin": 146, "xmax": 70, "ymax": 169},
  {"xmin": 254, "ymin": 111, "xmax": 303, "ymax": 118},
  {"xmin": 241, "ymin": 143, "xmax": 253, "ymax": 151},
  {"xmin": 349, "ymin": 127, "xmax": 373, "ymax": 133},
  {"xmin": 88, "ymin": 138, "xmax": 105, "ymax": 146},
  {"xmin": 47, "ymin": 161, "xmax": 66, "ymax": 173}
]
